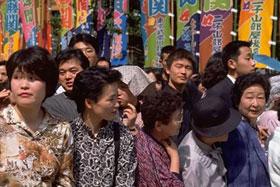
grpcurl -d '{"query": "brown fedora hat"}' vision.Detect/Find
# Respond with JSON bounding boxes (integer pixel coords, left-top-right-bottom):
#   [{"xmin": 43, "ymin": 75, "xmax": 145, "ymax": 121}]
[{"xmin": 191, "ymin": 95, "xmax": 241, "ymax": 137}]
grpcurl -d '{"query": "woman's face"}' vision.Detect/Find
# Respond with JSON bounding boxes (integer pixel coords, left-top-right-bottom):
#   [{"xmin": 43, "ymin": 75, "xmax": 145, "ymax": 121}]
[
  {"xmin": 159, "ymin": 109, "xmax": 183, "ymax": 139},
  {"xmin": 117, "ymin": 82, "xmax": 136, "ymax": 108},
  {"xmin": 11, "ymin": 69, "xmax": 46, "ymax": 108},
  {"xmin": 90, "ymin": 82, "xmax": 119, "ymax": 121},
  {"xmin": 238, "ymin": 84, "xmax": 266, "ymax": 123}
]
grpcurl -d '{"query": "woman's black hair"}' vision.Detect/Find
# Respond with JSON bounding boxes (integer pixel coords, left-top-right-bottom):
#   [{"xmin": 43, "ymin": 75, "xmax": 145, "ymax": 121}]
[
  {"xmin": 6, "ymin": 46, "xmax": 58, "ymax": 98},
  {"xmin": 71, "ymin": 67, "xmax": 121, "ymax": 113}
]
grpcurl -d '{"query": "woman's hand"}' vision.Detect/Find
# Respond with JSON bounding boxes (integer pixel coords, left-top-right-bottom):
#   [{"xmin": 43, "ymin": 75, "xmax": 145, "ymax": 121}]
[
  {"xmin": 0, "ymin": 89, "xmax": 10, "ymax": 99},
  {"xmin": 122, "ymin": 103, "xmax": 137, "ymax": 130},
  {"xmin": 161, "ymin": 138, "xmax": 180, "ymax": 173}
]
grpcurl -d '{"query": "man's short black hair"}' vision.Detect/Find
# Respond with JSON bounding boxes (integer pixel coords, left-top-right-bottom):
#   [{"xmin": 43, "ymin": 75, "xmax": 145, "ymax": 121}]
[
  {"xmin": 55, "ymin": 48, "xmax": 90, "ymax": 70},
  {"xmin": 222, "ymin": 40, "xmax": 251, "ymax": 71},
  {"xmin": 166, "ymin": 48, "xmax": 197, "ymax": 72},
  {"xmin": 69, "ymin": 33, "xmax": 99, "ymax": 54}
]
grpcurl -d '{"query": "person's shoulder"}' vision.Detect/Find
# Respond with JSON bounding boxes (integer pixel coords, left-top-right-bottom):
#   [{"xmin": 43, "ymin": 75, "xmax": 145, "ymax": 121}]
[
  {"xmin": 44, "ymin": 93, "xmax": 67, "ymax": 104},
  {"xmin": 45, "ymin": 112, "xmax": 72, "ymax": 132},
  {"xmin": 111, "ymin": 121, "xmax": 134, "ymax": 141},
  {"xmin": 207, "ymin": 77, "xmax": 232, "ymax": 93}
]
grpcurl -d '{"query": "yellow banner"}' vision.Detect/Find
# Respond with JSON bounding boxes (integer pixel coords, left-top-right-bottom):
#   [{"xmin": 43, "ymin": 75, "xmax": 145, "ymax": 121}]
[
  {"xmin": 3, "ymin": 32, "xmax": 20, "ymax": 60},
  {"xmin": 238, "ymin": 0, "xmax": 274, "ymax": 68},
  {"xmin": 75, "ymin": 0, "xmax": 88, "ymax": 27}
]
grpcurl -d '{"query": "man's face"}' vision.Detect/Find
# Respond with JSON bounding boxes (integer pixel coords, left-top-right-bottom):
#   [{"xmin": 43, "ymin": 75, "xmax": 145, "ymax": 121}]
[
  {"xmin": 234, "ymin": 46, "xmax": 255, "ymax": 77},
  {"xmin": 166, "ymin": 59, "xmax": 193, "ymax": 88},
  {"xmin": 0, "ymin": 65, "xmax": 7, "ymax": 83},
  {"xmin": 58, "ymin": 59, "xmax": 83, "ymax": 92},
  {"xmin": 73, "ymin": 42, "xmax": 97, "ymax": 67}
]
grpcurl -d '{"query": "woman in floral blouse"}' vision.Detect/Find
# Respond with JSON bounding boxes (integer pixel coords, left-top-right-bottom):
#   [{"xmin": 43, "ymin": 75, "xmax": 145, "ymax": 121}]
[
  {"xmin": 71, "ymin": 68, "xmax": 137, "ymax": 187},
  {"xmin": 0, "ymin": 47, "xmax": 74, "ymax": 186}
]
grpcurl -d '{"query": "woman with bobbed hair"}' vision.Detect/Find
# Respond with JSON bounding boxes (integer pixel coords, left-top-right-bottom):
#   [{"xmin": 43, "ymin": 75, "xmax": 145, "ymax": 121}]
[
  {"xmin": 0, "ymin": 47, "xmax": 74, "ymax": 186},
  {"xmin": 71, "ymin": 67, "xmax": 137, "ymax": 187},
  {"xmin": 222, "ymin": 72, "xmax": 271, "ymax": 187}
]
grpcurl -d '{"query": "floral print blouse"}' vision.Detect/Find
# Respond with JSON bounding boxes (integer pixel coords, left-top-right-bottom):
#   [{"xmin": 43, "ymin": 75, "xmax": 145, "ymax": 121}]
[{"xmin": 0, "ymin": 105, "xmax": 74, "ymax": 186}]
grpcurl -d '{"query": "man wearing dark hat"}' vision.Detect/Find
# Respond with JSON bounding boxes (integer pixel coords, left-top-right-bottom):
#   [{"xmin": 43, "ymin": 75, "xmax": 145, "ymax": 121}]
[{"xmin": 178, "ymin": 96, "xmax": 241, "ymax": 186}]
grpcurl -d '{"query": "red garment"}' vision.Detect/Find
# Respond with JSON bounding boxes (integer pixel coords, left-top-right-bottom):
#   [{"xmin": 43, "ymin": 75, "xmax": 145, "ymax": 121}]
[{"xmin": 135, "ymin": 130, "xmax": 184, "ymax": 187}]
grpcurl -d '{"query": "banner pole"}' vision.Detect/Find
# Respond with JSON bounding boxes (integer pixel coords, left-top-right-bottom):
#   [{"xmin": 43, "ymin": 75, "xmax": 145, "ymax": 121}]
[
  {"xmin": 272, "ymin": 0, "xmax": 278, "ymax": 58},
  {"xmin": 233, "ymin": 0, "xmax": 238, "ymax": 41}
]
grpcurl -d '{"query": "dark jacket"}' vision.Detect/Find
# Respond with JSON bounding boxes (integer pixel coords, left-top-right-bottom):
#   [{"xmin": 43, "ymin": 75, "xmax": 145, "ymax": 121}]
[
  {"xmin": 221, "ymin": 120, "xmax": 271, "ymax": 187},
  {"xmin": 206, "ymin": 77, "xmax": 234, "ymax": 107}
]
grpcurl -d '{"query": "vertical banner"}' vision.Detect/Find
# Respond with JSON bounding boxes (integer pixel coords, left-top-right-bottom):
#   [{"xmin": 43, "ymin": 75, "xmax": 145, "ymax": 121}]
[
  {"xmin": 140, "ymin": 0, "xmax": 172, "ymax": 67},
  {"xmin": 199, "ymin": 0, "xmax": 233, "ymax": 72},
  {"xmin": 110, "ymin": 0, "xmax": 128, "ymax": 66},
  {"xmin": 96, "ymin": 0, "xmax": 112, "ymax": 58},
  {"xmin": 3, "ymin": 0, "xmax": 20, "ymax": 60},
  {"xmin": 0, "ymin": 0, "xmax": 6, "ymax": 60},
  {"xmin": 76, "ymin": 0, "xmax": 88, "ymax": 27},
  {"xmin": 74, "ymin": 0, "xmax": 93, "ymax": 34},
  {"xmin": 34, "ymin": 0, "xmax": 45, "ymax": 48},
  {"xmin": 55, "ymin": 0, "xmax": 74, "ymax": 49},
  {"xmin": 238, "ymin": 0, "xmax": 274, "ymax": 68},
  {"xmin": 19, "ymin": 0, "xmax": 37, "ymax": 47},
  {"xmin": 176, "ymin": 0, "xmax": 200, "ymax": 55}
]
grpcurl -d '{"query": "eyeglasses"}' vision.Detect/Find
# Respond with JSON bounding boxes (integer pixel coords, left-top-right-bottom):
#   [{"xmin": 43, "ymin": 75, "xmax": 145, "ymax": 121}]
[{"xmin": 78, "ymin": 47, "xmax": 96, "ymax": 55}]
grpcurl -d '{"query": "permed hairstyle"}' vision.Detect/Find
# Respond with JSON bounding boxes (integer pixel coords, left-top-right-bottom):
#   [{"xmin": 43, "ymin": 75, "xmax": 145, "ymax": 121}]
[
  {"xmin": 222, "ymin": 40, "xmax": 251, "ymax": 71},
  {"xmin": 141, "ymin": 91, "xmax": 183, "ymax": 134},
  {"xmin": 202, "ymin": 52, "xmax": 227, "ymax": 89},
  {"xmin": 55, "ymin": 48, "xmax": 90, "ymax": 69},
  {"xmin": 232, "ymin": 72, "xmax": 270, "ymax": 109},
  {"xmin": 68, "ymin": 33, "xmax": 99, "ymax": 54},
  {"xmin": 166, "ymin": 48, "xmax": 197, "ymax": 72},
  {"xmin": 71, "ymin": 68, "xmax": 121, "ymax": 113},
  {"xmin": 6, "ymin": 46, "xmax": 58, "ymax": 98}
]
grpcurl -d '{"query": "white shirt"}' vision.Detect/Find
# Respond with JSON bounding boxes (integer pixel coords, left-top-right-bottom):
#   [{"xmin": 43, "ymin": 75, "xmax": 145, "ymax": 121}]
[
  {"xmin": 269, "ymin": 127, "xmax": 280, "ymax": 187},
  {"xmin": 179, "ymin": 131, "xmax": 227, "ymax": 187},
  {"xmin": 227, "ymin": 74, "xmax": 236, "ymax": 84}
]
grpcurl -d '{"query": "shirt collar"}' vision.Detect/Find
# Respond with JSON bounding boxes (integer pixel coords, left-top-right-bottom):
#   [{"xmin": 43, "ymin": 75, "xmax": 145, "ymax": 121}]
[
  {"xmin": 192, "ymin": 131, "xmax": 213, "ymax": 153},
  {"xmin": 1, "ymin": 104, "xmax": 61, "ymax": 135},
  {"xmin": 227, "ymin": 74, "xmax": 236, "ymax": 84}
]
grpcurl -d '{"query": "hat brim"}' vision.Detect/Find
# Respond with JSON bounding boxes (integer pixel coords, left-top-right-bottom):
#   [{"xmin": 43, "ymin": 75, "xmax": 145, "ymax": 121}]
[{"xmin": 191, "ymin": 108, "xmax": 241, "ymax": 137}]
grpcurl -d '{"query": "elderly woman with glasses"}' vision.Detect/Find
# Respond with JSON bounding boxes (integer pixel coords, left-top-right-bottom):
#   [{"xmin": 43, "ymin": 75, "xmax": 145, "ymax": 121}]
[{"xmin": 135, "ymin": 91, "xmax": 184, "ymax": 187}]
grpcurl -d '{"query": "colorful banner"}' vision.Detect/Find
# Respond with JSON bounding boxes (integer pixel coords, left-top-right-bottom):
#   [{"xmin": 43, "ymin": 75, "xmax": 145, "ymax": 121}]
[
  {"xmin": 110, "ymin": 0, "xmax": 128, "ymax": 66},
  {"xmin": 3, "ymin": 0, "xmax": 21, "ymax": 60},
  {"xmin": 75, "ymin": 0, "xmax": 88, "ymax": 27},
  {"xmin": 141, "ymin": 0, "xmax": 172, "ymax": 67},
  {"xmin": 96, "ymin": 0, "xmax": 112, "ymax": 57},
  {"xmin": 238, "ymin": 0, "xmax": 274, "ymax": 68},
  {"xmin": 55, "ymin": 0, "xmax": 74, "ymax": 49},
  {"xmin": 199, "ymin": 0, "xmax": 233, "ymax": 72},
  {"xmin": 176, "ymin": 0, "xmax": 200, "ymax": 55},
  {"xmin": 19, "ymin": 0, "xmax": 37, "ymax": 47},
  {"xmin": 0, "ymin": 0, "xmax": 6, "ymax": 60}
]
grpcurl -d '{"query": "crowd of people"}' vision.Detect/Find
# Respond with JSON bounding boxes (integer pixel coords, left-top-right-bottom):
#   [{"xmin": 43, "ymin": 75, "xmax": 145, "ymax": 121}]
[{"xmin": 0, "ymin": 33, "xmax": 280, "ymax": 187}]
